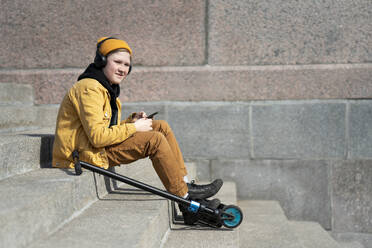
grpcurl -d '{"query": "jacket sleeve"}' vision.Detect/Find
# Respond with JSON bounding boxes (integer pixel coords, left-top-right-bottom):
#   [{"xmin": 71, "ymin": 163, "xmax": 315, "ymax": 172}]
[
  {"xmin": 71, "ymin": 84, "xmax": 136, "ymax": 148},
  {"xmin": 121, "ymin": 112, "xmax": 137, "ymax": 124}
]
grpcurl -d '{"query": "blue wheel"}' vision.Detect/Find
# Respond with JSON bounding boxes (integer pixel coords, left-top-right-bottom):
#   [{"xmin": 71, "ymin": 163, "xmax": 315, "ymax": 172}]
[{"xmin": 221, "ymin": 205, "xmax": 243, "ymax": 228}]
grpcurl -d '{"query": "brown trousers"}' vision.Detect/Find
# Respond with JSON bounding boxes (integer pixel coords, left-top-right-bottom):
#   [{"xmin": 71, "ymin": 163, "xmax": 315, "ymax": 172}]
[{"xmin": 105, "ymin": 120, "xmax": 188, "ymax": 197}]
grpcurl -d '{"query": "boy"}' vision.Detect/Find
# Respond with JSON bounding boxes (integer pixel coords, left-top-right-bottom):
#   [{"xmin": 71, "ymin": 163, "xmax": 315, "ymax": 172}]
[{"xmin": 52, "ymin": 37, "xmax": 222, "ymax": 223}]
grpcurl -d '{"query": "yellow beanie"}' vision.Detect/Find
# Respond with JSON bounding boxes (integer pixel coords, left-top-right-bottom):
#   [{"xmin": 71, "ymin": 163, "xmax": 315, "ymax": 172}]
[{"xmin": 97, "ymin": 37, "xmax": 133, "ymax": 56}]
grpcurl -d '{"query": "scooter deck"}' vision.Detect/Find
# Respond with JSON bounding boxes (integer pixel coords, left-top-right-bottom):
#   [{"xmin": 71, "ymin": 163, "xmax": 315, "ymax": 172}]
[{"xmin": 171, "ymin": 200, "xmax": 227, "ymax": 229}]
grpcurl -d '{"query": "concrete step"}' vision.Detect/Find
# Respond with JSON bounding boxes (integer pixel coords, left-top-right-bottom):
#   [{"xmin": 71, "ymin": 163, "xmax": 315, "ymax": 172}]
[
  {"xmin": 0, "ymin": 82, "xmax": 58, "ymax": 133},
  {"xmin": 331, "ymin": 233, "xmax": 367, "ymax": 248},
  {"xmin": 30, "ymin": 163, "xmax": 197, "ymax": 248},
  {"xmin": 0, "ymin": 83, "xmax": 39, "ymax": 133},
  {"xmin": 0, "ymin": 158, "xmax": 153, "ymax": 248},
  {"xmin": 163, "ymin": 182, "xmax": 240, "ymax": 248},
  {"xmin": 289, "ymin": 221, "xmax": 342, "ymax": 248},
  {"xmin": 239, "ymin": 200, "xmax": 295, "ymax": 248},
  {"xmin": 30, "ymin": 161, "xmax": 171, "ymax": 248},
  {"xmin": 0, "ymin": 105, "xmax": 40, "ymax": 133},
  {"xmin": 0, "ymin": 130, "xmax": 54, "ymax": 180},
  {"xmin": 0, "ymin": 105, "xmax": 58, "ymax": 133},
  {"xmin": 32, "ymin": 188, "xmax": 169, "ymax": 248},
  {"xmin": 339, "ymin": 241, "xmax": 365, "ymax": 248},
  {"xmin": 238, "ymin": 200, "xmax": 343, "ymax": 248},
  {"xmin": 34, "ymin": 104, "xmax": 59, "ymax": 128},
  {"xmin": 0, "ymin": 83, "xmax": 34, "ymax": 105}
]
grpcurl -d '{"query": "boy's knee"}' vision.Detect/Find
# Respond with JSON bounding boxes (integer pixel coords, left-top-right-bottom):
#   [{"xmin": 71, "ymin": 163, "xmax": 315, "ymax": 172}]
[
  {"xmin": 147, "ymin": 131, "xmax": 169, "ymax": 154},
  {"xmin": 153, "ymin": 120, "xmax": 171, "ymax": 132},
  {"xmin": 148, "ymin": 131, "xmax": 167, "ymax": 147},
  {"xmin": 151, "ymin": 131, "xmax": 165, "ymax": 140}
]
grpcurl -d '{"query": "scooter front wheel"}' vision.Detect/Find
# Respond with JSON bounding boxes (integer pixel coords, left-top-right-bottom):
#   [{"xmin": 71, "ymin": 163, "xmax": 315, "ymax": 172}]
[{"xmin": 220, "ymin": 205, "xmax": 243, "ymax": 228}]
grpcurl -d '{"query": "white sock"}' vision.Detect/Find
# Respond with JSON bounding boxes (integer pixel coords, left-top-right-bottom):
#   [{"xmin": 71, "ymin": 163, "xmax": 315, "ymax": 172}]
[
  {"xmin": 183, "ymin": 175, "xmax": 189, "ymax": 183},
  {"xmin": 183, "ymin": 176, "xmax": 190, "ymax": 198}
]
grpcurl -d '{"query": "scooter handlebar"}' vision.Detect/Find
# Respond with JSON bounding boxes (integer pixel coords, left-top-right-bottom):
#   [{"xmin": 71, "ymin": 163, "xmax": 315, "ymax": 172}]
[{"xmin": 72, "ymin": 150, "xmax": 82, "ymax": 176}]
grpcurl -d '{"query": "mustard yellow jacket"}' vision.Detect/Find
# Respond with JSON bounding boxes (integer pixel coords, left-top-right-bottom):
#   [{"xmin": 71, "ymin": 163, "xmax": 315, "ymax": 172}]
[{"xmin": 52, "ymin": 78, "xmax": 136, "ymax": 169}]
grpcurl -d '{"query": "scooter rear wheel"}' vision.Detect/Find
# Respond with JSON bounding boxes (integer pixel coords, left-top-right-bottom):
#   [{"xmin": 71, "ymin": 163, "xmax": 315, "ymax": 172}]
[{"xmin": 221, "ymin": 205, "xmax": 243, "ymax": 228}]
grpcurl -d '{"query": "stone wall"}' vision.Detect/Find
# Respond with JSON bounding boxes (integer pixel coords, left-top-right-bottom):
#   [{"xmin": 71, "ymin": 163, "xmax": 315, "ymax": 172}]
[
  {"xmin": 0, "ymin": 0, "xmax": 371, "ymax": 104},
  {"xmin": 0, "ymin": 0, "xmax": 371, "ymax": 245}
]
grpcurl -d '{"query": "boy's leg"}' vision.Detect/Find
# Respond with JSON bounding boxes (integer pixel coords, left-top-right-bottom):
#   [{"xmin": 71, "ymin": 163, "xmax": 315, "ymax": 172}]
[
  {"xmin": 151, "ymin": 120, "xmax": 223, "ymax": 198},
  {"xmin": 151, "ymin": 120, "xmax": 187, "ymax": 177},
  {"xmin": 105, "ymin": 130, "xmax": 188, "ymax": 197}
]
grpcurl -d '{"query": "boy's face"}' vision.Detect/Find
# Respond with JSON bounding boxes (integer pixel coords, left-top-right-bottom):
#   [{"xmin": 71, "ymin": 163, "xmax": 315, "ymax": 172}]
[{"xmin": 103, "ymin": 51, "xmax": 131, "ymax": 85}]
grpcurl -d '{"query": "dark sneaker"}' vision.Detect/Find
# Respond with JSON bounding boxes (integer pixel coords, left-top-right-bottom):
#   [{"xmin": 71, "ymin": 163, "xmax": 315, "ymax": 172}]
[{"xmin": 187, "ymin": 179, "xmax": 223, "ymax": 199}]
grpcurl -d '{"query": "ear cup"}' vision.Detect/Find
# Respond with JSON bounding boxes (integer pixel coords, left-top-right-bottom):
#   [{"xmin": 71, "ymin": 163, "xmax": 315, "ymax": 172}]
[
  {"xmin": 94, "ymin": 37, "xmax": 116, "ymax": 68},
  {"xmin": 94, "ymin": 50, "xmax": 107, "ymax": 68}
]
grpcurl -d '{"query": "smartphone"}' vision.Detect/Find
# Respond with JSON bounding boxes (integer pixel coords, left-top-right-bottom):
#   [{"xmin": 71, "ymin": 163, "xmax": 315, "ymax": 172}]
[{"xmin": 146, "ymin": 111, "xmax": 158, "ymax": 119}]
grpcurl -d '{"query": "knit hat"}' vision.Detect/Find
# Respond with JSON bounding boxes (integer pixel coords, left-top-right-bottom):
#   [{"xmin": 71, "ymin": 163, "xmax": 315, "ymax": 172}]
[{"xmin": 97, "ymin": 37, "xmax": 133, "ymax": 56}]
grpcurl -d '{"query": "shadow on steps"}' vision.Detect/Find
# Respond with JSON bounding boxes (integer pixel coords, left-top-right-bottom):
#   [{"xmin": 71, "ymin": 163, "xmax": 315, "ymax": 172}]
[{"xmin": 23, "ymin": 133, "xmax": 54, "ymax": 168}]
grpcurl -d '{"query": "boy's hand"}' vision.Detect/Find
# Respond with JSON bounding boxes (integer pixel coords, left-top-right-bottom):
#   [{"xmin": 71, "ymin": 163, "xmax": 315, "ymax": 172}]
[
  {"xmin": 131, "ymin": 111, "xmax": 147, "ymax": 122},
  {"xmin": 134, "ymin": 118, "xmax": 152, "ymax": 132}
]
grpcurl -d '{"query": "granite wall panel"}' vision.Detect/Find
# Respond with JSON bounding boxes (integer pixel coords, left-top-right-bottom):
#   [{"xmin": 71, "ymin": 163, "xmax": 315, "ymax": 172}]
[
  {"xmin": 2, "ymin": 64, "xmax": 371, "ymax": 104},
  {"xmin": 251, "ymin": 102, "xmax": 346, "ymax": 159},
  {"xmin": 166, "ymin": 102, "xmax": 250, "ymax": 159},
  {"xmin": 209, "ymin": 0, "xmax": 372, "ymax": 65},
  {"xmin": 331, "ymin": 160, "xmax": 372, "ymax": 233},
  {"xmin": 0, "ymin": 0, "xmax": 206, "ymax": 69},
  {"xmin": 349, "ymin": 101, "xmax": 372, "ymax": 159}
]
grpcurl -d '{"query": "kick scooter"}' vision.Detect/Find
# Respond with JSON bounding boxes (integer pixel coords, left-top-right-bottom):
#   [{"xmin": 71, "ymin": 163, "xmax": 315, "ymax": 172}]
[{"xmin": 72, "ymin": 151, "xmax": 243, "ymax": 229}]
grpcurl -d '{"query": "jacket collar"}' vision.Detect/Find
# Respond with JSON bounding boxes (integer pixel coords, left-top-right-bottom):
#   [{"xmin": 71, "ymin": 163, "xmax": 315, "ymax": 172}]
[{"xmin": 78, "ymin": 63, "xmax": 119, "ymax": 127}]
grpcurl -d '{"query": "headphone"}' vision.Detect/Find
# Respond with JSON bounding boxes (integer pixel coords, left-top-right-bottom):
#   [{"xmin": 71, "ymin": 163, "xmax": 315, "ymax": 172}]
[{"xmin": 94, "ymin": 37, "xmax": 132, "ymax": 75}]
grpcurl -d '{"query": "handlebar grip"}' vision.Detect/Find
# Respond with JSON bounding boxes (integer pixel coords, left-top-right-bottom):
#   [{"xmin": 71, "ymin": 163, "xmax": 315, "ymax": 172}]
[{"xmin": 72, "ymin": 150, "xmax": 82, "ymax": 176}]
